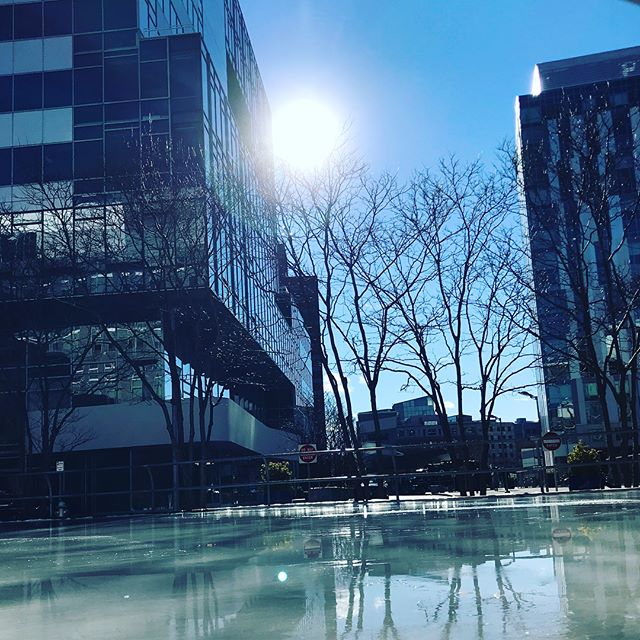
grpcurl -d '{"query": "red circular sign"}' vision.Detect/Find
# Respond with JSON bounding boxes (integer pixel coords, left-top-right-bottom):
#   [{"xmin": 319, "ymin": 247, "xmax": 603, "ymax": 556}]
[
  {"xmin": 542, "ymin": 431, "xmax": 562, "ymax": 451},
  {"xmin": 299, "ymin": 444, "xmax": 317, "ymax": 463},
  {"xmin": 552, "ymin": 528, "xmax": 572, "ymax": 543}
]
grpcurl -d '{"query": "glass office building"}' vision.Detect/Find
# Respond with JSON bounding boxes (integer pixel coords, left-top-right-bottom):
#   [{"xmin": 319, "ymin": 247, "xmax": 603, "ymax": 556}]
[
  {"xmin": 516, "ymin": 46, "xmax": 640, "ymax": 449},
  {"xmin": 0, "ymin": 0, "xmax": 315, "ymax": 454}
]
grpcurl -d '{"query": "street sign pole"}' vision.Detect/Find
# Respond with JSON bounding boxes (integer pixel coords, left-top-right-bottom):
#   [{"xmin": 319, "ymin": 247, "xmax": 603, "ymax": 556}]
[
  {"xmin": 541, "ymin": 432, "xmax": 562, "ymax": 493},
  {"xmin": 539, "ymin": 441, "xmax": 547, "ymax": 494}
]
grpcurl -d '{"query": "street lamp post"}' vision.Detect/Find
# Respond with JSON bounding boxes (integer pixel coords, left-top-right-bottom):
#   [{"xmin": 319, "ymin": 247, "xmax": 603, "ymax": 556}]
[{"xmin": 517, "ymin": 391, "xmax": 548, "ymax": 492}]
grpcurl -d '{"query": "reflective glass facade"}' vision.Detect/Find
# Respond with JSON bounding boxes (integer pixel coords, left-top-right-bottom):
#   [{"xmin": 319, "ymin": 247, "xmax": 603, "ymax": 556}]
[
  {"xmin": 517, "ymin": 46, "xmax": 640, "ymax": 446},
  {"xmin": 0, "ymin": 0, "xmax": 313, "ymax": 431}
]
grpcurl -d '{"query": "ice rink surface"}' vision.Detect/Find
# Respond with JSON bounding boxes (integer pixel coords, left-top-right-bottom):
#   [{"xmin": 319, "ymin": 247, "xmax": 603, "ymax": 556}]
[{"xmin": 1, "ymin": 492, "xmax": 640, "ymax": 639}]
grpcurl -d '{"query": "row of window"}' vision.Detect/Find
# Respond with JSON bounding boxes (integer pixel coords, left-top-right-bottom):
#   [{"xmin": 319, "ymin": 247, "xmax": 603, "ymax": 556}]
[
  {"xmin": 0, "ymin": 0, "xmax": 138, "ymax": 41},
  {"xmin": 1, "ymin": 45, "xmax": 199, "ymax": 115},
  {"xmin": 0, "ymin": 71, "xmax": 72, "ymax": 112},
  {"xmin": 0, "ymin": 108, "xmax": 72, "ymax": 148},
  {"xmin": 0, "ymin": 124, "xmax": 203, "ymax": 187},
  {"xmin": 0, "ymin": 143, "xmax": 71, "ymax": 185},
  {"xmin": 0, "ymin": 36, "xmax": 72, "ymax": 76}
]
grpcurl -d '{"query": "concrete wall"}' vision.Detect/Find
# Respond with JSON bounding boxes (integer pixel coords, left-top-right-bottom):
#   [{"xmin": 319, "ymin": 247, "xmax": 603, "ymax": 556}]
[{"xmin": 30, "ymin": 398, "xmax": 299, "ymax": 455}]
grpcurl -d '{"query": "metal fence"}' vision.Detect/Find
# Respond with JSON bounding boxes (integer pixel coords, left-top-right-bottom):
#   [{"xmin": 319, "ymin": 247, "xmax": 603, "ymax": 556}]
[{"xmin": 0, "ymin": 440, "xmax": 638, "ymax": 521}]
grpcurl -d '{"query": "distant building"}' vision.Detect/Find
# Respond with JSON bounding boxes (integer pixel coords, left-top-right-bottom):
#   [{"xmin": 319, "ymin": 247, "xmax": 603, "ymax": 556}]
[
  {"xmin": 488, "ymin": 418, "xmax": 540, "ymax": 468},
  {"xmin": 357, "ymin": 397, "xmax": 539, "ymax": 470}
]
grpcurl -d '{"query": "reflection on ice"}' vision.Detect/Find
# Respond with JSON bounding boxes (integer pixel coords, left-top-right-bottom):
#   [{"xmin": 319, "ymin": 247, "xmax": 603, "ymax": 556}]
[{"xmin": 1, "ymin": 492, "xmax": 640, "ymax": 638}]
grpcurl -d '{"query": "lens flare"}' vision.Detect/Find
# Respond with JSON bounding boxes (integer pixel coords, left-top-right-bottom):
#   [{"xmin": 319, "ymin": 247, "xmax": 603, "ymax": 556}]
[{"xmin": 272, "ymin": 97, "xmax": 341, "ymax": 171}]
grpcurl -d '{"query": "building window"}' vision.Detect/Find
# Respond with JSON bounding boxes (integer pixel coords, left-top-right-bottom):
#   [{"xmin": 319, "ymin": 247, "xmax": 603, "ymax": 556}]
[
  {"xmin": 140, "ymin": 39, "xmax": 167, "ymax": 62},
  {"xmin": 74, "ymin": 67, "xmax": 103, "ymax": 104},
  {"xmin": 45, "ymin": 0, "xmax": 73, "ymax": 37},
  {"xmin": 104, "ymin": 0, "xmax": 138, "ymax": 30},
  {"xmin": 0, "ymin": 149, "xmax": 11, "ymax": 186},
  {"xmin": 13, "ymin": 146, "xmax": 43, "ymax": 184},
  {"xmin": 44, "ymin": 143, "xmax": 72, "ymax": 181},
  {"xmin": 75, "ymin": 104, "xmax": 103, "ymax": 125},
  {"xmin": 14, "ymin": 40, "xmax": 44, "ymax": 74},
  {"xmin": 0, "ymin": 114, "xmax": 11, "ymax": 148},
  {"xmin": 0, "ymin": 42, "xmax": 12, "ymax": 75},
  {"xmin": 141, "ymin": 61, "xmax": 168, "ymax": 99},
  {"xmin": 73, "ymin": 0, "xmax": 102, "ymax": 33},
  {"xmin": 74, "ymin": 140, "xmax": 103, "ymax": 179},
  {"xmin": 104, "ymin": 101, "xmax": 138, "ymax": 122},
  {"xmin": 44, "ymin": 108, "xmax": 73, "ymax": 144},
  {"xmin": 74, "ymin": 32, "xmax": 102, "ymax": 53},
  {"xmin": 75, "ymin": 124, "xmax": 103, "ymax": 141},
  {"xmin": 13, "ymin": 110, "xmax": 43, "ymax": 147},
  {"xmin": 104, "ymin": 29, "xmax": 137, "ymax": 50},
  {"xmin": 0, "ymin": 77, "xmax": 12, "ymax": 113},
  {"xmin": 0, "ymin": 6, "xmax": 12, "ymax": 41},
  {"xmin": 14, "ymin": 3, "xmax": 43, "ymax": 40},
  {"xmin": 104, "ymin": 56, "xmax": 139, "ymax": 102},
  {"xmin": 105, "ymin": 129, "xmax": 137, "ymax": 175},
  {"xmin": 44, "ymin": 35, "xmax": 73, "ymax": 71},
  {"xmin": 44, "ymin": 70, "xmax": 73, "ymax": 108}
]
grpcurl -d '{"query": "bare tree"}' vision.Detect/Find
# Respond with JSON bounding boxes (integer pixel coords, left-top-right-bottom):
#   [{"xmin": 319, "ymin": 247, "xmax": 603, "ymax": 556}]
[
  {"xmin": 276, "ymin": 154, "xmax": 366, "ymax": 471},
  {"xmin": 277, "ymin": 154, "xmax": 407, "ymax": 476},
  {"xmin": 22, "ymin": 327, "xmax": 131, "ymax": 468},
  {"xmin": 387, "ymin": 157, "xmax": 532, "ymax": 473}
]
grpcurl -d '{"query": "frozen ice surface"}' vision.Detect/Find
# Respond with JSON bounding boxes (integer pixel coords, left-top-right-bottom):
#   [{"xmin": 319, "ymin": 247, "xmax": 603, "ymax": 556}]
[{"xmin": 1, "ymin": 492, "xmax": 640, "ymax": 639}]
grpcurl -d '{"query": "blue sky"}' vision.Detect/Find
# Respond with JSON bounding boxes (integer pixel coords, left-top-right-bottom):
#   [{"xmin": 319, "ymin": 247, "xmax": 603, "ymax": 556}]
[{"xmin": 241, "ymin": 0, "xmax": 640, "ymax": 421}]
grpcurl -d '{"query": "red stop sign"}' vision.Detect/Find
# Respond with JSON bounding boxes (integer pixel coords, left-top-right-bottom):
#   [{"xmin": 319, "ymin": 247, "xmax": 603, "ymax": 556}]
[
  {"xmin": 542, "ymin": 431, "xmax": 562, "ymax": 451},
  {"xmin": 299, "ymin": 444, "xmax": 318, "ymax": 464}
]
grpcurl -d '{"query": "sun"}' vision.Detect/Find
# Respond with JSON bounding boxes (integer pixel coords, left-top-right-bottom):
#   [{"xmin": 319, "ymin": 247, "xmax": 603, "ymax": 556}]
[{"xmin": 271, "ymin": 97, "xmax": 341, "ymax": 171}]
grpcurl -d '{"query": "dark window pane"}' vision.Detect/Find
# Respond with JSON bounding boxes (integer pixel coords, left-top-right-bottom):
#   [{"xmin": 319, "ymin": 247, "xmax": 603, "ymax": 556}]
[
  {"xmin": 105, "ymin": 129, "xmax": 138, "ymax": 175},
  {"xmin": 74, "ymin": 52, "xmax": 103, "ymax": 68},
  {"xmin": 74, "ymin": 104, "xmax": 103, "ymax": 124},
  {"xmin": 14, "ymin": 73, "xmax": 43, "ymax": 111},
  {"xmin": 74, "ymin": 178, "xmax": 104, "ymax": 194},
  {"xmin": 44, "ymin": 70, "xmax": 72, "ymax": 108},
  {"xmin": 74, "ymin": 33, "xmax": 102, "ymax": 52},
  {"xmin": 75, "ymin": 124, "xmax": 103, "ymax": 141},
  {"xmin": 0, "ymin": 149, "xmax": 11, "ymax": 186},
  {"xmin": 74, "ymin": 67, "xmax": 103, "ymax": 104},
  {"xmin": 140, "ymin": 38, "xmax": 167, "ymax": 62},
  {"xmin": 170, "ymin": 53, "xmax": 200, "ymax": 99},
  {"xmin": 141, "ymin": 98, "xmax": 169, "ymax": 118},
  {"xmin": 104, "ymin": 55, "xmax": 138, "ymax": 102},
  {"xmin": 73, "ymin": 0, "xmax": 101, "ymax": 33},
  {"xmin": 14, "ymin": 3, "xmax": 42, "ymax": 39},
  {"xmin": 13, "ymin": 146, "xmax": 43, "ymax": 184},
  {"xmin": 142, "ymin": 118, "xmax": 169, "ymax": 135},
  {"xmin": 141, "ymin": 61, "xmax": 168, "ymax": 99},
  {"xmin": 0, "ymin": 77, "xmax": 12, "ymax": 112},
  {"xmin": 74, "ymin": 140, "xmax": 103, "ymax": 178},
  {"xmin": 44, "ymin": 143, "xmax": 72, "ymax": 181},
  {"xmin": 105, "ymin": 101, "xmax": 138, "ymax": 122},
  {"xmin": 104, "ymin": 0, "xmax": 137, "ymax": 30},
  {"xmin": 0, "ymin": 6, "xmax": 13, "ymax": 41},
  {"xmin": 104, "ymin": 29, "xmax": 137, "ymax": 50},
  {"xmin": 44, "ymin": 0, "xmax": 72, "ymax": 37},
  {"xmin": 141, "ymin": 133, "xmax": 169, "ymax": 172}
]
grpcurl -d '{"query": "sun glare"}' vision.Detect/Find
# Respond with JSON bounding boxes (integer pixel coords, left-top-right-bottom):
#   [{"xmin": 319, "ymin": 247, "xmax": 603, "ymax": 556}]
[{"xmin": 272, "ymin": 98, "xmax": 341, "ymax": 171}]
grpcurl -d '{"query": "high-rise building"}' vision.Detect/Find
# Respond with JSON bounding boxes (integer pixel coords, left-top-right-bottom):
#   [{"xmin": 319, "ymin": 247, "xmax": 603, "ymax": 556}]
[
  {"xmin": 516, "ymin": 46, "xmax": 640, "ymax": 451},
  {"xmin": 0, "ymin": 0, "xmax": 318, "ymax": 466}
]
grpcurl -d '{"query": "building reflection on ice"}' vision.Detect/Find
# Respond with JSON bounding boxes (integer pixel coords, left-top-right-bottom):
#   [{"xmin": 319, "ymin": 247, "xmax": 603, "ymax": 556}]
[{"xmin": 1, "ymin": 495, "xmax": 640, "ymax": 639}]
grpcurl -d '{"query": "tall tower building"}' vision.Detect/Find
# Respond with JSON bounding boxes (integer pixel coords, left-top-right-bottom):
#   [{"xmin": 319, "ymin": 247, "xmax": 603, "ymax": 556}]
[
  {"xmin": 0, "ymin": 0, "xmax": 317, "ymax": 465},
  {"xmin": 516, "ymin": 46, "xmax": 640, "ymax": 453}
]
